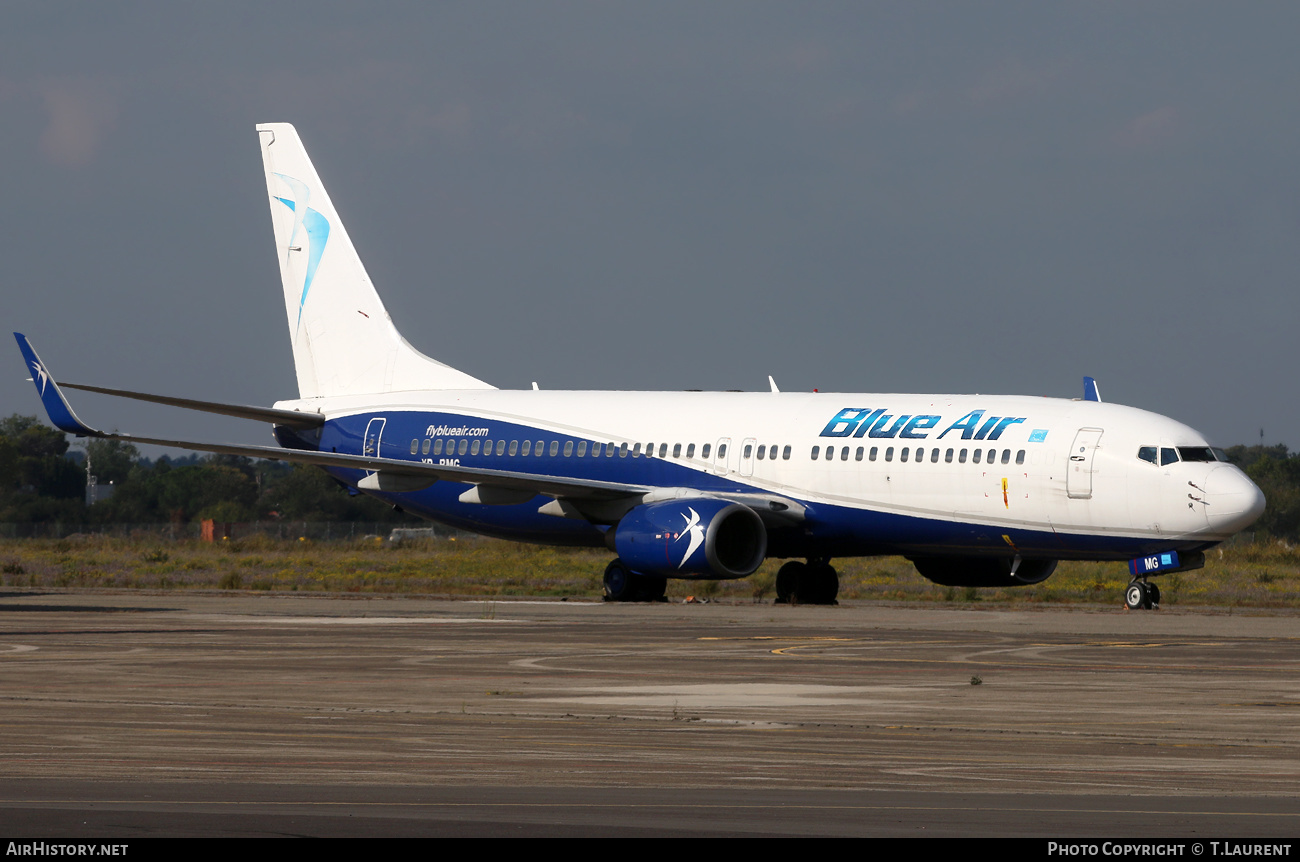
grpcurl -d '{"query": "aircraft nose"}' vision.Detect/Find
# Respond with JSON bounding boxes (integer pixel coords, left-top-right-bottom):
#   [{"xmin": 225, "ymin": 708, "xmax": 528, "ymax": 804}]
[{"xmin": 1204, "ymin": 466, "xmax": 1266, "ymax": 535}]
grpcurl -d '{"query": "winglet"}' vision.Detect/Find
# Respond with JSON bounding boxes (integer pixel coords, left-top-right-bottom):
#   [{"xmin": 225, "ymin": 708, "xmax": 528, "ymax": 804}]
[
  {"xmin": 12, "ymin": 334, "xmax": 102, "ymax": 436},
  {"xmin": 1083, "ymin": 376, "xmax": 1102, "ymax": 403},
  {"xmin": 768, "ymin": 375, "xmax": 780, "ymax": 393}
]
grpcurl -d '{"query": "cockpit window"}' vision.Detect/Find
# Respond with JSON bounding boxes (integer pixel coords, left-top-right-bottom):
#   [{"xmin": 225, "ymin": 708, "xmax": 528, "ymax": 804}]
[
  {"xmin": 1212, "ymin": 447, "xmax": 1230, "ymax": 462},
  {"xmin": 1178, "ymin": 447, "xmax": 1216, "ymax": 463},
  {"xmin": 1160, "ymin": 448, "xmax": 1179, "ymax": 466},
  {"xmin": 1137, "ymin": 446, "xmax": 1157, "ymax": 465}
]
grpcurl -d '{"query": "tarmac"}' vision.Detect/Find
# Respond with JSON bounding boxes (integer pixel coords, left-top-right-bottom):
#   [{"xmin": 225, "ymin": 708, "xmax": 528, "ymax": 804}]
[{"xmin": 0, "ymin": 589, "xmax": 1297, "ymax": 837}]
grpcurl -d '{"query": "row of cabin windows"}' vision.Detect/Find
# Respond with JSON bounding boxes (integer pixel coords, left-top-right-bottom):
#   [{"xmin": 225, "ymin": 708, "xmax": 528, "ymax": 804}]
[
  {"xmin": 811, "ymin": 444, "xmax": 1027, "ymax": 466},
  {"xmin": 407, "ymin": 436, "xmax": 1025, "ymax": 467},
  {"xmin": 409, "ymin": 438, "xmax": 767, "ymax": 461}
]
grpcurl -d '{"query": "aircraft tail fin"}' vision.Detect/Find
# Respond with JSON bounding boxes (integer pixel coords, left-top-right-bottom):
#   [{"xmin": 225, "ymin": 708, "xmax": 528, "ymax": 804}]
[{"xmin": 256, "ymin": 123, "xmax": 494, "ymax": 398}]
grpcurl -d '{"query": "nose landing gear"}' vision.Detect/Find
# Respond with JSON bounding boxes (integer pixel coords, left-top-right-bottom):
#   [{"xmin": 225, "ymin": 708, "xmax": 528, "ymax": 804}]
[{"xmin": 1125, "ymin": 578, "xmax": 1161, "ymax": 610}]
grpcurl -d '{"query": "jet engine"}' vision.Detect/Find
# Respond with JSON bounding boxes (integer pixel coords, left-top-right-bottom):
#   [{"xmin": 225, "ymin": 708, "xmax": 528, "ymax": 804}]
[
  {"xmin": 909, "ymin": 556, "xmax": 1058, "ymax": 587},
  {"xmin": 614, "ymin": 498, "xmax": 767, "ymax": 579}
]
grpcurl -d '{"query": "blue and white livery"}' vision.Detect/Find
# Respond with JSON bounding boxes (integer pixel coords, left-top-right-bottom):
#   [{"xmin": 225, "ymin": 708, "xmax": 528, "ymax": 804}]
[{"xmin": 15, "ymin": 123, "xmax": 1265, "ymax": 607}]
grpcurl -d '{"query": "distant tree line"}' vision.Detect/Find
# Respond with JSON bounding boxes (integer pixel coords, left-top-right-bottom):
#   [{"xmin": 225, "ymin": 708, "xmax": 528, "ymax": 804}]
[
  {"xmin": 0, "ymin": 414, "xmax": 420, "ymax": 526},
  {"xmin": 3, "ymin": 413, "xmax": 1300, "ymax": 539}
]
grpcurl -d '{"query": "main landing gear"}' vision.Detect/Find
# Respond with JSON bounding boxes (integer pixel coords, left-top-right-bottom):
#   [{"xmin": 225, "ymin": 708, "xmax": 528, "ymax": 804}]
[
  {"xmin": 774, "ymin": 559, "xmax": 839, "ymax": 605},
  {"xmin": 1125, "ymin": 578, "xmax": 1161, "ymax": 610},
  {"xmin": 602, "ymin": 559, "xmax": 667, "ymax": 603}
]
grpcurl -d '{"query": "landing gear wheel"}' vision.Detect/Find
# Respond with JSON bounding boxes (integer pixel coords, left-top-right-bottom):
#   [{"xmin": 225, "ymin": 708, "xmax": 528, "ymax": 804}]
[
  {"xmin": 1125, "ymin": 581, "xmax": 1149, "ymax": 611},
  {"xmin": 603, "ymin": 560, "xmax": 666, "ymax": 602},
  {"xmin": 775, "ymin": 561, "xmax": 805, "ymax": 604},
  {"xmin": 798, "ymin": 562, "xmax": 839, "ymax": 605},
  {"xmin": 637, "ymin": 577, "xmax": 667, "ymax": 602},
  {"xmin": 603, "ymin": 559, "xmax": 636, "ymax": 602},
  {"xmin": 1147, "ymin": 583, "xmax": 1160, "ymax": 609}
]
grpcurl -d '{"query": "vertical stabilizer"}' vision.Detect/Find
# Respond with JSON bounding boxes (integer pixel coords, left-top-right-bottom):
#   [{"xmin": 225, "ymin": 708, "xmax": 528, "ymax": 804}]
[{"xmin": 256, "ymin": 123, "xmax": 494, "ymax": 398}]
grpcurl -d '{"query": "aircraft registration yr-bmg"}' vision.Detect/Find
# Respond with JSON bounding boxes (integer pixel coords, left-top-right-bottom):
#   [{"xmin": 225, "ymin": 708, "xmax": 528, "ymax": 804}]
[{"xmin": 15, "ymin": 124, "xmax": 1265, "ymax": 608}]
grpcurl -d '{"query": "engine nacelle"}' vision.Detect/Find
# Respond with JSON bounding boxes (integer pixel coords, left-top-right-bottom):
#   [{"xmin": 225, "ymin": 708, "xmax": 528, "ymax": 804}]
[
  {"xmin": 910, "ymin": 556, "xmax": 1058, "ymax": 587},
  {"xmin": 614, "ymin": 498, "xmax": 767, "ymax": 579}
]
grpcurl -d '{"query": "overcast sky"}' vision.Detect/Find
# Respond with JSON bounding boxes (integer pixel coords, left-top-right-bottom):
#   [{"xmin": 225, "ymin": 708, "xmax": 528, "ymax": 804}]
[{"xmin": 4, "ymin": 2, "xmax": 1299, "ymax": 454}]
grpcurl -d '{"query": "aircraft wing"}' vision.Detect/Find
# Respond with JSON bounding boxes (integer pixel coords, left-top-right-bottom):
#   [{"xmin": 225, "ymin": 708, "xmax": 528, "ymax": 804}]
[
  {"xmin": 57, "ymin": 381, "xmax": 324, "ymax": 428},
  {"xmin": 13, "ymin": 333, "xmax": 645, "ymax": 502}
]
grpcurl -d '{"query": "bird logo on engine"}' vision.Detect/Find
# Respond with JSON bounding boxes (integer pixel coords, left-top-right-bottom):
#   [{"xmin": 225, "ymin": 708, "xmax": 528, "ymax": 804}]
[{"xmin": 676, "ymin": 507, "xmax": 705, "ymax": 568}]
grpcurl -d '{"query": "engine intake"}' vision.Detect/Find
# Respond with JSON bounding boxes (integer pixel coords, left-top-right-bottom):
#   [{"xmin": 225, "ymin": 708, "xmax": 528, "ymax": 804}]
[{"xmin": 615, "ymin": 498, "xmax": 767, "ymax": 579}]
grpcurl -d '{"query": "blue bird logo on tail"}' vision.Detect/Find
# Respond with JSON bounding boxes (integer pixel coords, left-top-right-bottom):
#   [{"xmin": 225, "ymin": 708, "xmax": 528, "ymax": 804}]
[{"xmin": 272, "ymin": 173, "xmax": 331, "ymax": 332}]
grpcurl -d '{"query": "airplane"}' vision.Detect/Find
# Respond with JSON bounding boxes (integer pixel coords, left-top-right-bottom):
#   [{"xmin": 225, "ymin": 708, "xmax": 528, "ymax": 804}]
[{"xmin": 14, "ymin": 123, "xmax": 1266, "ymax": 609}]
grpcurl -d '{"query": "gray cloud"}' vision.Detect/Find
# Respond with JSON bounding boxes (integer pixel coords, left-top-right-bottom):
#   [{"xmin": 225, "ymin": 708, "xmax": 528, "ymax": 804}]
[{"xmin": 36, "ymin": 77, "xmax": 119, "ymax": 167}]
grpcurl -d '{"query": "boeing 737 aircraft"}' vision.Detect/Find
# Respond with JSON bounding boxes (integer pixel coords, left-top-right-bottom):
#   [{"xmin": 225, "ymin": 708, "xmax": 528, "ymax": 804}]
[{"xmin": 15, "ymin": 123, "xmax": 1266, "ymax": 608}]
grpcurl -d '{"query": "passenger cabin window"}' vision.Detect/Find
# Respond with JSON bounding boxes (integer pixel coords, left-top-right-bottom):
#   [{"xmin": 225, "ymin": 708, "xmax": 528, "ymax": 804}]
[
  {"xmin": 840, "ymin": 447, "xmax": 849, "ymax": 461},
  {"xmin": 869, "ymin": 446, "xmax": 878, "ymax": 461},
  {"xmin": 535, "ymin": 440, "xmax": 544, "ymax": 456},
  {"xmin": 885, "ymin": 447, "xmax": 894, "ymax": 462},
  {"xmin": 423, "ymin": 439, "xmax": 432, "ymax": 455},
  {"xmin": 563, "ymin": 441, "xmax": 574, "ymax": 457},
  {"xmin": 931, "ymin": 448, "xmax": 940, "ymax": 463},
  {"xmin": 509, "ymin": 440, "xmax": 519, "ymax": 456},
  {"xmin": 959, "ymin": 449, "xmax": 967, "ymax": 463},
  {"xmin": 434, "ymin": 439, "xmax": 444, "ymax": 455},
  {"xmin": 972, "ymin": 449, "xmax": 981, "ymax": 464},
  {"xmin": 687, "ymin": 444, "xmax": 697, "ymax": 458},
  {"xmin": 825, "ymin": 447, "xmax": 834, "ymax": 461},
  {"xmin": 607, "ymin": 443, "xmax": 616, "ymax": 457},
  {"xmin": 619, "ymin": 443, "xmax": 629, "ymax": 458},
  {"xmin": 577, "ymin": 441, "xmax": 587, "ymax": 457},
  {"xmin": 744, "ymin": 444, "xmax": 753, "ymax": 459},
  {"xmin": 458, "ymin": 439, "xmax": 469, "ymax": 456},
  {"xmin": 1016, "ymin": 450, "xmax": 1025, "ymax": 465},
  {"xmin": 945, "ymin": 448, "xmax": 954, "ymax": 463},
  {"xmin": 701, "ymin": 444, "xmax": 710, "ymax": 459},
  {"xmin": 900, "ymin": 448, "xmax": 909, "ymax": 462},
  {"xmin": 659, "ymin": 443, "xmax": 667, "ymax": 458},
  {"xmin": 521, "ymin": 440, "xmax": 531, "ymax": 456},
  {"xmin": 632, "ymin": 443, "xmax": 641, "ymax": 457},
  {"xmin": 855, "ymin": 446, "xmax": 864, "ymax": 462},
  {"xmin": 673, "ymin": 443, "xmax": 682, "ymax": 458},
  {"xmin": 1138, "ymin": 446, "xmax": 1157, "ymax": 464},
  {"xmin": 471, "ymin": 440, "xmax": 481, "ymax": 455},
  {"xmin": 410, "ymin": 439, "xmax": 418, "ymax": 455},
  {"xmin": 811, "ymin": 445, "xmax": 820, "ymax": 460},
  {"xmin": 1160, "ymin": 448, "xmax": 1179, "ymax": 466},
  {"xmin": 718, "ymin": 444, "xmax": 728, "ymax": 458},
  {"xmin": 782, "ymin": 445, "xmax": 791, "ymax": 460}
]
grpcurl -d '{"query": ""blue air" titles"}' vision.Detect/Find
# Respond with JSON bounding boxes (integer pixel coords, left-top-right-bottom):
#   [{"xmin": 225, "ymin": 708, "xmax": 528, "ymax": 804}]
[{"xmin": 819, "ymin": 408, "xmax": 1026, "ymax": 441}]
